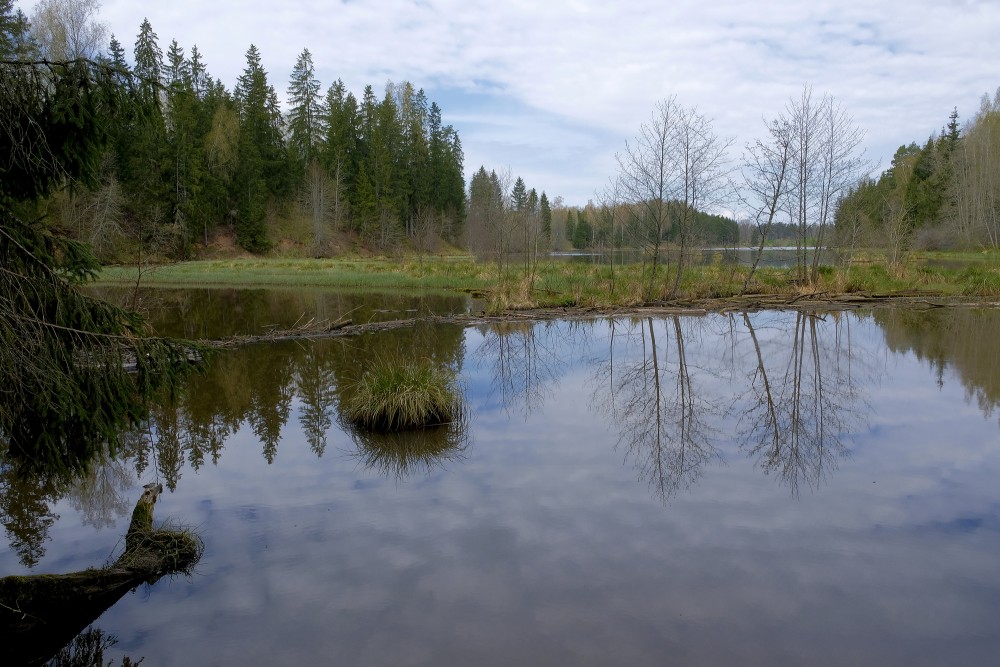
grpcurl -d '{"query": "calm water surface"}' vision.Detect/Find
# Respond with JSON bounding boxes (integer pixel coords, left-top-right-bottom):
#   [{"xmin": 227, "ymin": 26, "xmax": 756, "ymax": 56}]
[{"xmin": 4, "ymin": 294, "xmax": 1000, "ymax": 666}]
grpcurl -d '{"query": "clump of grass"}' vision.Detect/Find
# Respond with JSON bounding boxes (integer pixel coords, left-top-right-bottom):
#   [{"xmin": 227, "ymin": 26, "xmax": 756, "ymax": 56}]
[
  {"xmin": 118, "ymin": 523, "xmax": 204, "ymax": 575},
  {"xmin": 841, "ymin": 264, "xmax": 893, "ymax": 292},
  {"xmin": 959, "ymin": 264, "xmax": 1000, "ymax": 296},
  {"xmin": 346, "ymin": 357, "xmax": 463, "ymax": 431}
]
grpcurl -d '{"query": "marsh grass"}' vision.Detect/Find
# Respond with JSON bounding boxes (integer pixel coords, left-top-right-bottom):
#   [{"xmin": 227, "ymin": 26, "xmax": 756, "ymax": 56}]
[
  {"xmin": 116, "ymin": 523, "xmax": 204, "ymax": 575},
  {"xmin": 97, "ymin": 258, "xmax": 487, "ymax": 291},
  {"xmin": 96, "ymin": 253, "xmax": 1000, "ymax": 310},
  {"xmin": 345, "ymin": 357, "xmax": 464, "ymax": 432},
  {"xmin": 959, "ymin": 264, "xmax": 1000, "ymax": 296}
]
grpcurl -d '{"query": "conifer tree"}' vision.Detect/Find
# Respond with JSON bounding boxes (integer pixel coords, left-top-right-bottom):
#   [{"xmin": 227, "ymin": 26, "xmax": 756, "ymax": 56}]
[
  {"xmin": 287, "ymin": 48, "xmax": 324, "ymax": 166},
  {"xmin": 322, "ymin": 80, "xmax": 359, "ymax": 232},
  {"xmin": 0, "ymin": 26, "xmax": 199, "ymax": 468},
  {"xmin": 539, "ymin": 192, "xmax": 552, "ymax": 243},
  {"xmin": 233, "ymin": 44, "xmax": 284, "ymax": 251}
]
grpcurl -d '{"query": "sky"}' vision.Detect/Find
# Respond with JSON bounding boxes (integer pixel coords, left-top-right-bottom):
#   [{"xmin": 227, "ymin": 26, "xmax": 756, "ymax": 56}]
[{"xmin": 19, "ymin": 0, "xmax": 1000, "ymax": 207}]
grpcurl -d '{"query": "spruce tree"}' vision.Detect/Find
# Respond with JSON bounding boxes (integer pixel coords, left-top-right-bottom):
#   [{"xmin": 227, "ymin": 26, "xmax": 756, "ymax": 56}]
[
  {"xmin": 0, "ymin": 41, "xmax": 199, "ymax": 470},
  {"xmin": 539, "ymin": 192, "xmax": 552, "ymax": 242},
  {"xmin": 233, "ymin": 44, "xmax": 284, "ymax": 251},
  {"xmin": 287, "ymin": 48, "xmax": 324, "ymax": 166}
]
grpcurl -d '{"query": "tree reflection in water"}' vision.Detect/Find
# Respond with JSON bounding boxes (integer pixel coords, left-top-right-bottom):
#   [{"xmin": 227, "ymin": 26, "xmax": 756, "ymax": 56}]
[
  {"xmin": 736, "ymin": 311, "xmax": 870, "ymax": 494},
  {"xmin": 474, "ymin": 319, "xmax": 580, "ymax": 417},
  {"xmin": 5, "ymin": 307, "xmax": 989, "ymax": 571},
  {"xmin": 594, "ymin": 317, "xmax": 722, "ymax": 503}
]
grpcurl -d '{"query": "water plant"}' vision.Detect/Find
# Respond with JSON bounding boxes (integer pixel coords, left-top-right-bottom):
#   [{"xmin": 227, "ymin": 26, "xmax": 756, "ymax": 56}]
[{"xmin": 345, "ymin": 357, "xmax": 464, "ymax": 431}]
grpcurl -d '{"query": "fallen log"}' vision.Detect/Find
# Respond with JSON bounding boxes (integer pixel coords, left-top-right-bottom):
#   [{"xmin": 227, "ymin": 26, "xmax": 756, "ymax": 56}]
[{"xmin": 0, "ymin": 483, "xmax": 203, "ymax": 667}]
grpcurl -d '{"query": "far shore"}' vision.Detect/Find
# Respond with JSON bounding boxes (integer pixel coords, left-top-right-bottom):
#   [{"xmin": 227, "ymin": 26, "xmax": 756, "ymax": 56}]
[{"xmin": 95, "ymin": 251, "xmax": 1000, "ymax": 315}]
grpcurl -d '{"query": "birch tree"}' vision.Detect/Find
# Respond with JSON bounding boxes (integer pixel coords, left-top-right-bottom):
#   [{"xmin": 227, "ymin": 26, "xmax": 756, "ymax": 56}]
[
  {"xmin": 739, "ymin": 117, "xmax": 794, "ymax": 291},
  {"xmin": 786, "ymin": 86, "xmax": 868, "ymax": 283}
]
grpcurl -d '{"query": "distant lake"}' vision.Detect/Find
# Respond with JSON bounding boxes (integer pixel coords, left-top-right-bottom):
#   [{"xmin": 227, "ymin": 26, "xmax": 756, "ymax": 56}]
[{"xmin": 4, "ymin": 289, "xmax": 1000, "ymax": 665}]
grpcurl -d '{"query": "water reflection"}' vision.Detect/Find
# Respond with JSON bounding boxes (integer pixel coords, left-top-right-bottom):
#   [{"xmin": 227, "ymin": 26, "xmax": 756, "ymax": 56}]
[
  {"xmin": 7, "ymin": 304, "xmax": 1000, "ymax": 569},
  {"xmin": 0, "ymin": 467, "xmax": 60, "ymax": 567},
  {"xmin": 876, "ymin": 308, "xmax": 1000, "ymax": 420},
  {"xmin": 473, "ymin": 319, "xmax": 584, "ymax": 416},
  {"xmin": 7, "ymin": 296, "xmax": 1000, "ymax": 665},
  {"xmin": 735, "ymin": 312, "xmax": 868, "ymax": 494},
  {"xmin": 86, "ymin": 286, "xmax": 475, "ymax": 339},
  {"xmin": 350, "ymin": 428, "xmax": 469, "ymax": 480},
  {"xmin": 594, "ymin": 317, "xmax": 721, "ymax": 502}
]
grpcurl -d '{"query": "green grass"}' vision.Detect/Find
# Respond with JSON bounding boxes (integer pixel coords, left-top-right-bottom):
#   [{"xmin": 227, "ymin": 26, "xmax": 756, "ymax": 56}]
[
  {"xmin": 95, "ymin": 252, "xmax": 1000, "ymax": 311},
  {"xmin": 345, "ymin": 357, "xmax": 464, "ymax": 432},
  {"xmin": 97, "ymin": 257, "xmax": 488, "ymax": 291},
  {"xmin": 959, "ymin": 264, "xmax": 1000, "ymax": 296}
]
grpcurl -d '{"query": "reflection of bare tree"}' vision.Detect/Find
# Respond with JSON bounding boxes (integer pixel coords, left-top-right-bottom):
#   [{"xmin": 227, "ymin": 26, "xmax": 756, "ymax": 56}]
[
  {"xmin": 476, "ymin": 320, "xmax": 576, "ymax": 416},
  {"xmin": 737, "ymin": 312, "xmax": 865, "ymax": 494},
  {"xmin": 596, "ymin": 317, "xmax": 721, "ymax": 503}
]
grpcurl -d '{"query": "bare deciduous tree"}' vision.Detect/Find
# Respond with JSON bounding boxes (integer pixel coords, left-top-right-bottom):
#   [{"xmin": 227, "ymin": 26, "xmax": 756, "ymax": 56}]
[
  {"xmin": 669, "ymin": 105, "xmax": 732, "ymax": 296},
  {"xmin": 616, "ymin": 97, "xmax": 681, "ymax": 300},
  {"xmin": 786, "ymin": 86, "xmax": 869, "ymax": 283},
  {"xmin": 739, "ymin": 117, "xmax": 794, "ymax": 292},
  {"xmin": 29, "ymin": 0, "xmax": 107, "ymax": 61},
  {"xmin": 948, "ymin": 89, "xmax": 1000, "ymax": 248},
  {"xmin": 616, "ymin": 97, "xmax": 731, "ymax": 300}
]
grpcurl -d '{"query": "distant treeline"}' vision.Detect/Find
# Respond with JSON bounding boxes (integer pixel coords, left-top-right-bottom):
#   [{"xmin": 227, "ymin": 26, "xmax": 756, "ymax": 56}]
[
  {"xmin": 464, "ymin": 166, "xmax": 739, "ymax": 263},
  {"xmin": 836, "ymin": 93, "xmax": 1000, "ymax": 256}
]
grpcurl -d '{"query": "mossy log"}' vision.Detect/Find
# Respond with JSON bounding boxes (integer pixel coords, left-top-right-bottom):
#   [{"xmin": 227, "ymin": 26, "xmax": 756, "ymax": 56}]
[{"xmin": 0, "ymin": 483, "xmax": 202, "ymax": 667}]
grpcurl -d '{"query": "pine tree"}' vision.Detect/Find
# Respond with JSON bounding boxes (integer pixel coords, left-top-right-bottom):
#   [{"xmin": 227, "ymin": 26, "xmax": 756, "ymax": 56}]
[
  {"xmin": 565, "ymin": 209, "xmax": 576, "ymax": 248},
  {"xmin": 511, "ymin": 177, "xmax": 528, "ymax": 211},
  {"xmin": 0, "ymin": 0, "xmax": 35, "ymax": 59},
  {"xmin": 124, "ymin": 19, "xmax": 169, "ymax": 236},
  {"xmin": 163, "ymin": 40, "xmax": 206, "ymax": 255},
  {"xmin": 322, "ymin": 80, "xmax": 359, "ymax": 232},
  {"xmin": 539, "ymin": 192, "xmax": 552, "ymax": 243},
  {"xmin": 573, "ymin": 208, "xmax": 591, "ymax": 248},
  {"xmin": 133, "ymin": 18, "xmax": 162, "ymax": 102}
]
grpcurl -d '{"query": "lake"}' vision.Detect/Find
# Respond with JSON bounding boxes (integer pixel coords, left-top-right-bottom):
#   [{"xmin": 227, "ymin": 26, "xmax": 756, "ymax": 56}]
[{"xmin": 3, "ymin": 289, "xmax": 1000, "ymax": 666}]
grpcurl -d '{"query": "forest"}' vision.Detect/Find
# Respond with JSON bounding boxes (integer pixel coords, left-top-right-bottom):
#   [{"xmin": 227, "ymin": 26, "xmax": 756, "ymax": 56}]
[
  {"xmin": 835, "ymin": 100, "xmax": 1000, "ymax": 260},
  {"xmin": 2, "ymin": 0, "xmax": 468, "ymax": 261},
  {"xmin": 4, "ymin": 0, "xmax": 1000, "ymax": 275}
]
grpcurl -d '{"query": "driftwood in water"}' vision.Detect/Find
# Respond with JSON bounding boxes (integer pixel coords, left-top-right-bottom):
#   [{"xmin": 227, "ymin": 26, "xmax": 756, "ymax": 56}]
[
  {"xmin": 0, "ymin": 483, "xmax": 203, "ymax": 667},
  {"xmin": 198, "ymin": 292, "xmax": 997, "ymax": 350}
]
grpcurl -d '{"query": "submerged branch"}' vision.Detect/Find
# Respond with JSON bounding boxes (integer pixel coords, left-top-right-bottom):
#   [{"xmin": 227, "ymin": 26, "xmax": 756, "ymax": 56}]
[{"xmin": 201, "ymin": 293, "xmax": 994, "ymax": 350}]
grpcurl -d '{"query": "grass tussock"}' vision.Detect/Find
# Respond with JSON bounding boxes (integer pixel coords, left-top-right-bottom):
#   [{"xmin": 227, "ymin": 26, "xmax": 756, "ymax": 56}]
[
  {"xmin": 117, "ymin": 524, "xmax": 204, "ymax": 575},
  {"xmin": 346, "ymin": 357, "xmax": 464, "ymax": 432},
  {"xmin": 959, "ymin": 264, "xmax": 1000, "ymax": 296}
]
